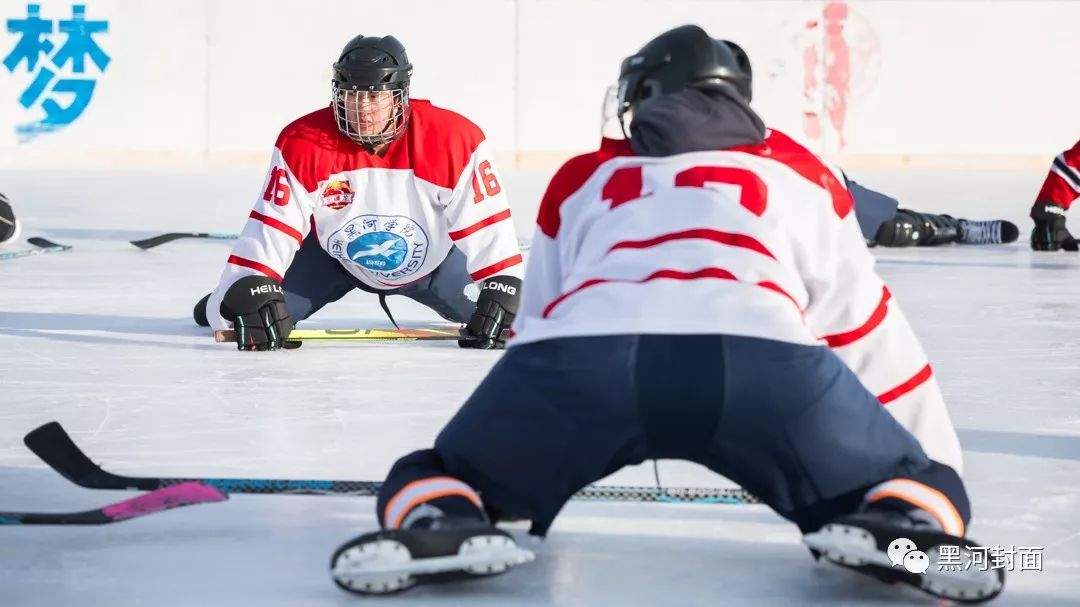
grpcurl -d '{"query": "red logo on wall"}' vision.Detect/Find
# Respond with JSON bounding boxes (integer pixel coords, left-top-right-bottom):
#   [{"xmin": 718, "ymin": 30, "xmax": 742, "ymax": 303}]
[{"xmin": 321, "ymin": 179, "xmax": 355, "ymax": 210}]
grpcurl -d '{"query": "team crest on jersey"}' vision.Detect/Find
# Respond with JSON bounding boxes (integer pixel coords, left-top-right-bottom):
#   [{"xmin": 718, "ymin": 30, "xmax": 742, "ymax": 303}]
[
  {"xmin": 328, "ymin": 215, "xmax": 429, "ymax": 281},
  {"xmin": 320, "ymin": 178, "xmax": 355, "ymax": 210}
]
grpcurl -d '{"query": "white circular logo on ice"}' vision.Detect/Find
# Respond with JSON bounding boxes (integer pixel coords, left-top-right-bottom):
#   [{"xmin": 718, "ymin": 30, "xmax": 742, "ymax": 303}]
[{"xmin": 328, "ymin": 215, "xmax": 429, "ymax": 281}]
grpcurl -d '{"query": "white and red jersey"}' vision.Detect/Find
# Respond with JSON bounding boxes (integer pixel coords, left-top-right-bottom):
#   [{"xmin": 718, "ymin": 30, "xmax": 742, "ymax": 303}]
[
  {"xmin": 205, "ymin": 100, "xmax": 523, "ymax": 330},
  {"xmin": 513, "ymin": 130, "xmax": 962, "ymax": 473},
  {"xmin": 1033, "ymin": 138, "xmax": 1080, "ymax": 210}
]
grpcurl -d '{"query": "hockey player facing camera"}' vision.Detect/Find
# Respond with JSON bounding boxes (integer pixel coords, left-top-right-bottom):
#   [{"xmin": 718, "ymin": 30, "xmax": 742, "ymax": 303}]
[
  {"xmin": 195, "ymin": 35, "xmax": 523, "ymax": 350},
  {"xmin": 329, "ymin": 26, "xmax": 1004, "ymax": 602}
]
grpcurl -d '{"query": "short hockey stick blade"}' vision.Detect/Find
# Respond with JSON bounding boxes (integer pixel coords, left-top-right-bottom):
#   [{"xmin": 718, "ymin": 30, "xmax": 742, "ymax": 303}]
[
  {"xmin": 24, "ymin": 421, "xmax": 158, "ymax": 490},
  {"xmin": 130, "ymin": 232, "xmax": 238, "ymax": 250},
  {"xmin": 26, "ymin": 422, "xmax": 760, "ymax": 504},
  {"xmin": 214, "ymin": 327, "xmax": 473, "ymax": 343},
  {"xmin": 0, "ymin": 482, "xmax": 227, "ymax": 525},
  {"xmin": 27, "ymin": 237, "xmax": 72, "ymax": 251}
]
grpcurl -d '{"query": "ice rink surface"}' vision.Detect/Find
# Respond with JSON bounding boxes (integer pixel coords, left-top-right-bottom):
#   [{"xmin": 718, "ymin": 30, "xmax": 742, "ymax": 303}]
[{"xmin": 1, "ymin": 166, "xmax": 1078, "ymax": 606}]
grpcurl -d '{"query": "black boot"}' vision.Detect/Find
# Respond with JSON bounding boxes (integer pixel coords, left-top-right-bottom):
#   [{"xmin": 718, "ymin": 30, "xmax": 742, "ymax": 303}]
[
  {"xmin": 803, "ymin": 507, "xmax": 1005, "ymax": 603},
  {"xmin": 193, "ymin": 293, "xmax": 211, "ymax": 327},
  {"xmin": 875, "ymin": 209, "xmax": 963, "ymax": 247}
]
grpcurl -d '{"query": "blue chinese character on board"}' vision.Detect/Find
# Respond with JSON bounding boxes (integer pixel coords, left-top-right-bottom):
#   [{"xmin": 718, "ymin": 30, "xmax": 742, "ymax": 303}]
[{"xmin": 3, "ymin": 4, "xmax": 110, "ymax": 141}]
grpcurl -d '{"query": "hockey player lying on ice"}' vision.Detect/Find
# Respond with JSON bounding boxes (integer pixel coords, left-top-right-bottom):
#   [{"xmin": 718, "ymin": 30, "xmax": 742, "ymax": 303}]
[
  {"xmin": 628, "ymin": 41, "xmax": 1019, "ymax": 250},
  {"xmin": 328, "ymin": 25, "xmax": 1004, "ymax": 603},
  {"xmin": 193, "ymin": 34, "xmax": 522, "ymax": 351}
]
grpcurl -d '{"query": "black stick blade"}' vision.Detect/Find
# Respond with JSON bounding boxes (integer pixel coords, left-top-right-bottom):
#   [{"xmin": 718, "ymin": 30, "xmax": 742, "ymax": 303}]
[
  {"xmin": 129, "ymin": 232, "xmax": 236, "ymax": 250},
  {"xmin": 23, "ymin": 422, "xmax": 154, "ymax": 490},
  {"xmin": 129, "ymin": 233, "xmax": 190, "ymax": 250},
  {"xmin": 27, "ymin": 237, "xmax": 71, "ymax": 250},
  {"xmin": 24, "ymin": 422, "xmax": 103, "ymax": 485}
]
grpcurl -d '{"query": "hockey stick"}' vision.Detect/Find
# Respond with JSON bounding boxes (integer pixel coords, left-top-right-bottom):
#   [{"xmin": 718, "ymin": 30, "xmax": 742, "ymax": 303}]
[
  {"xmin": 25, "ymin": 422, "xmax": 760, "ymax": 505},
  {"xmin": 214, "ymin": 327, "xmax": 472, "ymax": 343},
  {"xmin": 129, "ymin": 232, "xmax": 238, "ymax": 250},
  {"xmin": 0, "ymin": 482, "xmax": 227, "ymax": 526},
  {"xmin": 0, "ymin": 237, "xmax": 72, "ymax": 261}
]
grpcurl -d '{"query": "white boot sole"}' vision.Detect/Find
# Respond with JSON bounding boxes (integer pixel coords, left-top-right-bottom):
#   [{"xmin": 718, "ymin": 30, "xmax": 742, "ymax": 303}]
[{"xmin": 331, "ymin": 534, "xmax": 535, "ymax": 595}]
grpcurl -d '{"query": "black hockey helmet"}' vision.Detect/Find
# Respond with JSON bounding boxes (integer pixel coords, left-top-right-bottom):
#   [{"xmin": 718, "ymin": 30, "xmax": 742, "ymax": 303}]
[
  {"xmin": 616, "ymin": 25, "xmax": 752, "ymax": 125},
  {"xmin": 331, "ymin": 35, "xmax": 413, "ymax": 148},
  {"xmin": 721, "ymin": 39, "xmax": 753, "ymax": 99}
]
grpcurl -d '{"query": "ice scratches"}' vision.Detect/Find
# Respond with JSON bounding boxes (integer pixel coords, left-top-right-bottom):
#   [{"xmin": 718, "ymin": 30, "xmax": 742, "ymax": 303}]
[{"xmin": 92, "ymin": 394, "xmax": 113, "ymax": 437}]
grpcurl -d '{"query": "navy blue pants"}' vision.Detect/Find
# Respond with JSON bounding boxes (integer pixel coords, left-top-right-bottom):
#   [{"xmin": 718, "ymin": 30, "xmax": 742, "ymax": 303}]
[
  {"xmin": 281, "ymin": 233, "xmax": 475, "ymax": 323},
  {"xmin": 378, "ymin": 334, "xmax": 968, "ymax": 535},
  {"xmin": 847, "ymin": 178, "xmax": 900, "ymax": 241}
]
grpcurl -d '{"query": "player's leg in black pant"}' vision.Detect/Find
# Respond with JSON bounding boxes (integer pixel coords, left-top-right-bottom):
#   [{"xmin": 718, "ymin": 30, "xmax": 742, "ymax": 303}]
[
  {"xmin": 391, "ymin": 246, "xmax": 475, "ymax": 323},
  {"xmin": 847, "ymin": 179, "xmax": 900, "ymax": 245},
  {"xmin": 280, "ymin": 232, "xmax": 365, "ymax": 321},
  {"xmin": 397, "ymin": 335, "xmax": 646, "ymax": 534},
  {"xmin": 331, "ymin": 336, "xmax": 648, "ymax": 594},
  {"xmin": 691, "ymin": 335, "xmax": 999, "ymax": 602},
  {"xmin": 192, "ymin": 232, "xmax": 361, "ymax": 327},
  {"xmin": 689, "ymin": 335, "xmax": 948, "ymax": 529}
]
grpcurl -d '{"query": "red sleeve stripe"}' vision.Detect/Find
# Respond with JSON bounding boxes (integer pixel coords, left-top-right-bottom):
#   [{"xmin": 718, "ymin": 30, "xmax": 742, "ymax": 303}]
[
  {"xmin": 608, "ymin": 228, "xmax": 776, "ymax": 260},
  {"xmin": 470, "ymin": 254, "xmax": 523, "ymax": 281},
  {"xmin": 822, "ymin": 286, "xmax": 892, "ymax": 348},
  {"xmin": 449, "ymin": 209, "xmax": 512, "ymax": 241},
  {"xmin": 542, "ymin": 267, "xmax": 801, "ymax": 318},
  {"xmin": 227, "ymin": 255, "xmax": 283, "ymax": 283},
  {"xmin": 249, "ymin": 210, "xmax": 303, "ymax": 245},
  {"xmin": 877, "ymin": 364, "xmax": 933, "ymax": 405},
  {"xmin": 1052, "ymin": 155, "xmax": 1080, "ymax": 192}
]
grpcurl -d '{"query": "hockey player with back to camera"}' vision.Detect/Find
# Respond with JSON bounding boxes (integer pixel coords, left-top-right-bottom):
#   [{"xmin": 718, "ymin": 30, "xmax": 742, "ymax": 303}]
[
  {"xmin": 194, "ymin": 35, "xmax": 523, "ymax": 351},
  {"xmin": 1029, "ymin": 138, "xmax": 1080, "ymax": 251},
  {"xmin": 327, "ymin": 25, "xmax": 1004, "ymax": 603}
]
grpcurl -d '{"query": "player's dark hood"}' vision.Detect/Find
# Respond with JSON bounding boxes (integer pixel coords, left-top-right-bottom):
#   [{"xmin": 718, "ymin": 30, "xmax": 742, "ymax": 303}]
[{"xmin": 629, "ymin": 84, "xmax": 766, "ymax": 157}]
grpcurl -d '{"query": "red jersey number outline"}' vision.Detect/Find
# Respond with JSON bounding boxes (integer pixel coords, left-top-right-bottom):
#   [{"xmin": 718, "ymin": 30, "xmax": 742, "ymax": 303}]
[
  {"xmin": 471, "ymin": 160, "xmax": 502, "ymax": 203},
  {"xmin": 262, "ymin": 166, "xmax": 292, "ymax": 207}
]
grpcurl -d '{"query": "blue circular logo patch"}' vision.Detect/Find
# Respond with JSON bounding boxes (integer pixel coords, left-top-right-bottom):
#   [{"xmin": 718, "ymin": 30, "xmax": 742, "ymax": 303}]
[
  {"xmin": 327, "ymin": 215, "xmax": 430, "ymax": 282},
  {"xmin": 347, "ymin": 231, "xmax": 408, "ymax": 271}
]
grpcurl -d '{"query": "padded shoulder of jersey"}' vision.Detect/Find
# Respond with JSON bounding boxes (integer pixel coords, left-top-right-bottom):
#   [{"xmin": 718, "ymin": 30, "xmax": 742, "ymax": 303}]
[{"xmin": 537, "ymin": 138, "xmax": 635, "ymax": 238}]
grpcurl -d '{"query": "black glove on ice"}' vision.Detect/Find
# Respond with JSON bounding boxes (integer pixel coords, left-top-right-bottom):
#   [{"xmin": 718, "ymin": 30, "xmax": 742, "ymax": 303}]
[
  {"xmin": 1031, "ymin": 203, "xmax": 1078, "ymax": 251},
  {"xmin": 459, "ymin": 275, "xmax": 521, "ymax": 350},
  {"xmin": 220, "ymin": 276, "xmax": 299, "ymax": 351}
]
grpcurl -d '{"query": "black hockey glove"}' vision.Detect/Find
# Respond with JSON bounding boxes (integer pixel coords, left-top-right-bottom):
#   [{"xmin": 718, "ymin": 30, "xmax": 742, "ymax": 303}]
[
  {"xmin": 1030, "ymin": 203, "xmax": 1078, "ymax": 251},
  {"xmin": 220, "ymin": 276, "xmax": 300, "ymax": 351},
  {"xmin": 459, "ymin": 275, "xmax": 521, "ymax": 350}
]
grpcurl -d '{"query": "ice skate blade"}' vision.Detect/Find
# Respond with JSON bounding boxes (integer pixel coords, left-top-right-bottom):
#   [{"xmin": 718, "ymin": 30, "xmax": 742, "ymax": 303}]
[
  {"xmin": 331, "ymin": 534, "xmax": 535, "ymax": 595},
  {"xmin": 803, "ymin": 523, "xmax": 1004, "ymax": 604}
]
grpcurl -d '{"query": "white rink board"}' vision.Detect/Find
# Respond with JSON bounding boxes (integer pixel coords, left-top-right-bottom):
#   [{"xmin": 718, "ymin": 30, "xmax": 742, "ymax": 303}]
[
  {"xmin": 0, "ymin": 167, "xmax": 1078, "ymax": 605},
  {"xmin": 2, "ymin": 0, "xmax": 1079, "ymax": 166}
]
